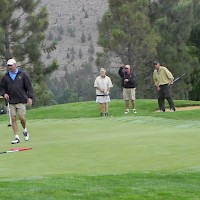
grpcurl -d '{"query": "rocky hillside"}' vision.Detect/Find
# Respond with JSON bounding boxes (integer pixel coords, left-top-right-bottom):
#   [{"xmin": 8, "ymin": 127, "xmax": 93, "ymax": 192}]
[{"xmin": 41, "ymin": 0, "xmax": 108, "ymax": 76}]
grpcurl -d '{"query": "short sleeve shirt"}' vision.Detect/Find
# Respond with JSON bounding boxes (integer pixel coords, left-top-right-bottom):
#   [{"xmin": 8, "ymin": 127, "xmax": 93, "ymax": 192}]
[{"xmin": 94, "ymin": 76, "xmax": 113, "ymax": 95}]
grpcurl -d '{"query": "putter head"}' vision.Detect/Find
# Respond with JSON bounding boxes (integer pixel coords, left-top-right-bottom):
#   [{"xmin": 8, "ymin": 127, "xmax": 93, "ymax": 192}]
[{"xmin": 8, "ymin": 124, "xmax": 12, "ymax": 127}]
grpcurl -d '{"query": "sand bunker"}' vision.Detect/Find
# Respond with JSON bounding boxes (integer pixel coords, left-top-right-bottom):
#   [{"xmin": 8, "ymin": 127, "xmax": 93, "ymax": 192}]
[{"xmin": 156, "ymin": 106, "xmax": 200, "ymax": 112}]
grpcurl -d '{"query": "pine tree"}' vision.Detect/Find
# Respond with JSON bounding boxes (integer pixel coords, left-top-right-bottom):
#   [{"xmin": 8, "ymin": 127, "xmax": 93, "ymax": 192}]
[
  {"xmin": 97, "ymin": 0, "xmax": 160, "ymax": 98},
  {"xmin": 98, "ymin": 0, "xmax": 160, "ymax": 69},
  {"xmin": 150, "ymin": 0, "xmax": 194, "ymax": 99},
  {"xmin": 0, "ymin": 0, "xmax": 58, "ymax": 106},
  {"xmin": 188, "ymin": 0, "xmax": 200, "ymax": 100}
]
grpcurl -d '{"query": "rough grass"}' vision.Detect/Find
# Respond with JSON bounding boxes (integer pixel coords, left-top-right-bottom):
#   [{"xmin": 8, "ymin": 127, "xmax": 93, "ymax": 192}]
[{"xmin": 0, "ymin": 99, "xmax": 200, "ymax": 199}]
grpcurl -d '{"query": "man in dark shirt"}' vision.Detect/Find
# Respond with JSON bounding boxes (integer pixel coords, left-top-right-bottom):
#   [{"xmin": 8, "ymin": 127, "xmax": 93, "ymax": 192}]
[
  {"xmin": 0, "ymin": 58, "xmax": 34, "ymax": 144},
  {"xmin": 118, "ymin": 65, "xmax": 137, "ymax": 114}
]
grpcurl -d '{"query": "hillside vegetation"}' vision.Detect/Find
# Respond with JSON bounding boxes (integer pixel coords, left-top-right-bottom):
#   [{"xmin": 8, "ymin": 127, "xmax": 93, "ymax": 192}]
[{"xmin": 41, "ymin": 0, "xmax": 108, "ymax": 75}]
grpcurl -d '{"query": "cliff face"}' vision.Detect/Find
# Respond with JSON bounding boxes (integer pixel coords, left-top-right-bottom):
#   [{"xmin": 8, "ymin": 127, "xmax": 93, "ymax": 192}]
[{"xmin": 41, "ymin": 0, "xmax": 108, "ymax": 75}]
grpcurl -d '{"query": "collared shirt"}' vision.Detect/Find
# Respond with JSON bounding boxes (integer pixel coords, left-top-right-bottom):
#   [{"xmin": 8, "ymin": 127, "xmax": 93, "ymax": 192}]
[
  {"xmin": 0, "ymin": 69, "xmax": 34, "ymax": 104},
  {"xmin": 153, "ymin": 66, "xmax": 174, "ymax": 86},
  {"xmin": 9, "ymin": 68, "xmax": 18, "ymax": 81},
  {"xmin": 94, "ymin": 75, "xmax": 113, "ymax": 95}
]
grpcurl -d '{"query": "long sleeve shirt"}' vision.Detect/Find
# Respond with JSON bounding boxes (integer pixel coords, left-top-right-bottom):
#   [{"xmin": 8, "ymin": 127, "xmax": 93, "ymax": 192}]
[
  {"xmin": 0, "ymin": 70, "xmax": 34, "ymax": 104},
  {"xmin": 118, "ymin": 67, "xmax": 136, "ymax": 88},
  {"xmin": 153, "ymin": 66, "xmax": 174, "ymax": 86}
]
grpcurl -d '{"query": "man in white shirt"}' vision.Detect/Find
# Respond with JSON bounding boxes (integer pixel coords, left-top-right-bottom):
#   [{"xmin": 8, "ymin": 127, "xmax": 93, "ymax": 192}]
[{"xmin": 94, "ymin": 68, "xmax": 113, "ymax": 116}]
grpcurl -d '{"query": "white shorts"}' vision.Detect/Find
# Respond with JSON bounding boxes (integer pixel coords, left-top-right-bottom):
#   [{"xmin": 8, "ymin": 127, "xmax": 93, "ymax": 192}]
[{"xmin": 96, "ymin": 96, "xmax": 110, "ymax": 103}]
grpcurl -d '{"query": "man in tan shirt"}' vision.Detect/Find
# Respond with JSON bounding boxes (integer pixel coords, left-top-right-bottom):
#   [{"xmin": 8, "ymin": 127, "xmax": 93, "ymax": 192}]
[{"xmin": 153, "ymin": 61, "xmax": 175, "ymax": 112}]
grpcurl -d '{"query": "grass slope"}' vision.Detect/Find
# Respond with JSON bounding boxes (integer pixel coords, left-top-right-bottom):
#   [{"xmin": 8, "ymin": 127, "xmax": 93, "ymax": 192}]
[
  {"xmin": 0, "ymin": 99, "xmax": 200, "ymax": 199},
  {"xmin": 7, "ymin": 99, "xmax": 200, "ymax": 119}
]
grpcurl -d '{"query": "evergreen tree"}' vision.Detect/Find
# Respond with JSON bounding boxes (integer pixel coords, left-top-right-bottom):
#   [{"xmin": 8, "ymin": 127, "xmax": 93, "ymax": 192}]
[
  {"xmin": 150, "ymin": 0, "xmax": 195, "ymax": 99},
  {"xmin": 46, "ymin": 63, "xmax": 95, "ymax": 103},
  {"xmin": 97, "ymin": 0, "xmax": 160, "ymax": 98},
  {"xmin": 81, "ymin": 31, "xmax": 86, "ymax": 43},
  {"xmin": 98, "ymin": 0, "xmax": 160, "ymax": 69},
  {"xmin": 88, "ymin": 42, "xmax": 95, "ymax": 55},
  {"xmin": 78, "ymin": 48, "xmax": 83, "ymax": 59},
  {"xmin": 188, "ymin": 0, "xmax": 200, "ymax": 100},
  {"xmin": 0, "ymin": 0, "xmax": 58, "ymax": 106}
]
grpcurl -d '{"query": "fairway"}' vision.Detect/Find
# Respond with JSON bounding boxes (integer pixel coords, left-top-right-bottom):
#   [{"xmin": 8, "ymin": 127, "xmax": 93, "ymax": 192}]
[{"xmin": 1, "ymin": 116, "xmax": 200, "ymax": 180}]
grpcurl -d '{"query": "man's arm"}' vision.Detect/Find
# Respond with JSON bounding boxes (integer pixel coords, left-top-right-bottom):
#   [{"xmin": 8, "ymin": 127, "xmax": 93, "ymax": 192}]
[
  {"xmin": 0, "ymin": 76, "xmax": 7, "ymax": 97},
  {"xmin": 165, "ymin": 68, "xmax": 174, "ymax": 84},
  {"xmin": 153, "ymin": 71, "xmax": 160, "ymax": 91},
  {"xmin": 128, "ymin": 72, "xmax": 136, "ymax": 83},
  {"xmin": 118, "ymin": 67, "xmax": 124, "ymax": 78},
  {"xmin": 153, "ymin": 71, "xmax": 159, "ymax": 85},
  {"xmin": 23, "ymin": 73, "xmax": 34, "ymax": 99}
]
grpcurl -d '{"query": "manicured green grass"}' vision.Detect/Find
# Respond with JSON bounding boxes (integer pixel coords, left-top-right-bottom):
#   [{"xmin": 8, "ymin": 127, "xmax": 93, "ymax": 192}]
[
  {"xmin": 30, "ymin": 99, "xmax": 200, "ymax": 120},
  {"xmin": 1, "ymin": 99, "xmax": 200, "ymax": 120},
  {"xmin": 1, "ymin": 172, "xmax": 200, "ymax": 200},
  {"xmin": 0, "ymin": 99, "xmax": 200, "ymax": 199}
]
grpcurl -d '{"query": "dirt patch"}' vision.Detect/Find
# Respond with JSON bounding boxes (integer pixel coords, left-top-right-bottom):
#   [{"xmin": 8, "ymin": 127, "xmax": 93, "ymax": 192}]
[{"xmin": 156, "ymin": 106, "xmax": 200, "ymax": 112}]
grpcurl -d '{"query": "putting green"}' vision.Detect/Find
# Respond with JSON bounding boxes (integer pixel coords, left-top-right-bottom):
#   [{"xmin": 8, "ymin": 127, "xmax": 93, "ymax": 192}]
[{"xmin": 0, "ymin": 116, "xmax": 200, "ymax": 180}]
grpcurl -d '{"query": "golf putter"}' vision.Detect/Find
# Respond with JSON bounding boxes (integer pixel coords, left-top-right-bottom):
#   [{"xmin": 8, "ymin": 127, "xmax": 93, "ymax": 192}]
[{"xmin": 7, "ymin": 100, "xmax": 12, "ymax": 127}]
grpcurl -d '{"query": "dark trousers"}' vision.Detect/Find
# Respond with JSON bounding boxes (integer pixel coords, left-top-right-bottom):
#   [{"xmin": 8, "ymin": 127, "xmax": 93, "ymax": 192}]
[{"xmin": 158, "ymin": 85, "xmax": 175, "ymax": 111}]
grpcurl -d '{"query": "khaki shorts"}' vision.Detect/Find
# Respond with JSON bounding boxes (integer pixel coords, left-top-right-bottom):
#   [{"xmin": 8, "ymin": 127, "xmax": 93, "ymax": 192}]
[
  {"xmin": 9, "ymin": 103, "xmax": 26, "ymax": 116},
  {"xmin": 123, "ymin": 88, "xmax": 136, "ymax": 100}
]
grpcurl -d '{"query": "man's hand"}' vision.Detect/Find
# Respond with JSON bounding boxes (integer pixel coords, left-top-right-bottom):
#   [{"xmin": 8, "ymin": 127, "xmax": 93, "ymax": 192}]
[
  {"xmin": 4, "ymin": 94, "xmax": 9, "ymax": 100},
  {"xmin": 169, "ymin": 79, "xmax": 174, "ymax": 84},
  {"xmin": 27, "ymin": 98, "xmax": 33, "ymax": 106},
  {"xmin": 156, "ymin": 86, "xmax": 160, "ymax": 91}
]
